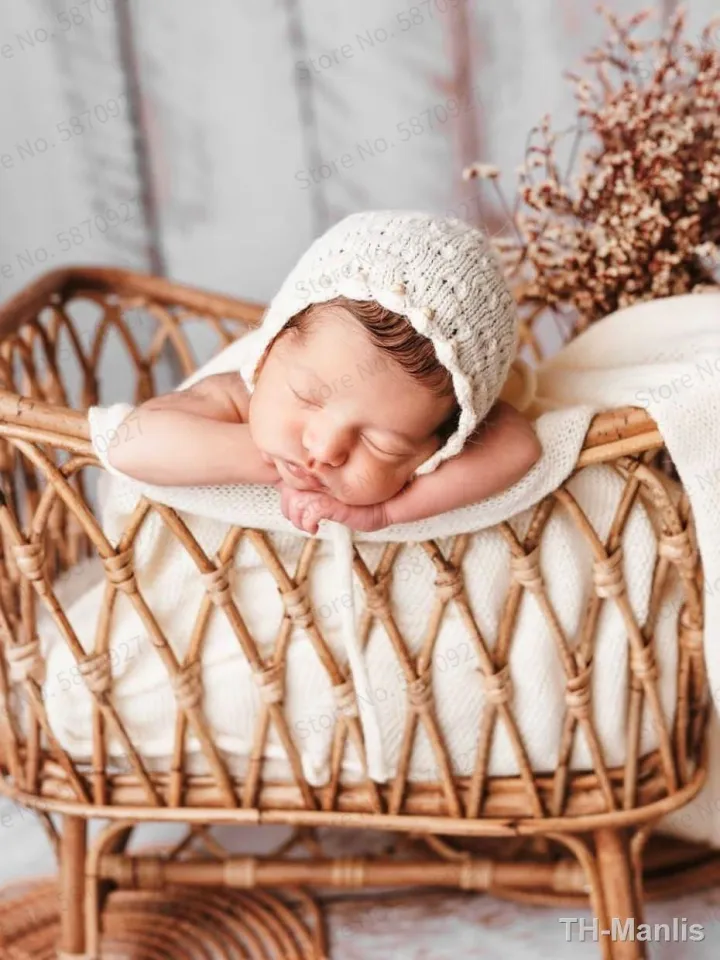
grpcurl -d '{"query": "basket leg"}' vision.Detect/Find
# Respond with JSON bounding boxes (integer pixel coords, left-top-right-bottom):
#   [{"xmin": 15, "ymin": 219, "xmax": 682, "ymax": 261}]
[
  {"xmin": 86, "ymin": 824, "xmax": 135, "ymax": 958},
  {"xmin": 58, "ymin": 815, "xmax": 87, "ymax": 959},
  {"xmin": 593, "ymin": 828, "xmax": 646, "ymax": 960}
]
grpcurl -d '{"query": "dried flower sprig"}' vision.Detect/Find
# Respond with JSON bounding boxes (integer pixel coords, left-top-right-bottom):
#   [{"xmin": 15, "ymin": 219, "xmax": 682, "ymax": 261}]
[{"xmin": 465, "ymin": 5, "xmax": 720, "ymax": 333}]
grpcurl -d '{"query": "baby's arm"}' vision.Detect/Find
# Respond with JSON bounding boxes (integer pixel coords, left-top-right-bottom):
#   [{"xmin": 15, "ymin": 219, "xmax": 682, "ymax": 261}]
[
  {"xmin": 384, "ymin": 401, "xmax": 541, "ymax": 526},
  {"xmin": 105, "ymin": 373, "xmax": 280, "ymax": 487}
]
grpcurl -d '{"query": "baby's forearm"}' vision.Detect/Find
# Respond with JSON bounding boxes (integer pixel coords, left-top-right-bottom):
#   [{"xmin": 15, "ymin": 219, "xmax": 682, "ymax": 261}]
[
  {"xmin": 384, "ymin": 403, "xmax": 541, "ymax": 526},
  {"xmin": 106, "ymin": 409, "xmax": 279, "ymax": 487}
]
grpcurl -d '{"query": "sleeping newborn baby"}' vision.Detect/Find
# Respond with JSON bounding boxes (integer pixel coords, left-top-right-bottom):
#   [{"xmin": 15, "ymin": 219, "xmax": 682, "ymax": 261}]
[{"xmin": 108, "ymin": 211, "xmax": 541, "ymax": 533}]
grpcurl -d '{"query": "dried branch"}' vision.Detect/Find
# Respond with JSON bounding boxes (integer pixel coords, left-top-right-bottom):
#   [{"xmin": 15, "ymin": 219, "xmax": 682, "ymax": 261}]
[{"xmin": 465, "ymin": 5, "xmax": 720, "ymax": 332}]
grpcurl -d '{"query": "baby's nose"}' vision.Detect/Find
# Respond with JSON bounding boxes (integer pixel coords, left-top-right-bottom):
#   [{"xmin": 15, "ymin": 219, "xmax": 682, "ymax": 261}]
[
  {"xmin": 303, "ymin": 423, "xmax": 349, "ymax": 468},
  {"xmin": 305, "ymin": 445, "xmax": 344, "ymax": 469}
]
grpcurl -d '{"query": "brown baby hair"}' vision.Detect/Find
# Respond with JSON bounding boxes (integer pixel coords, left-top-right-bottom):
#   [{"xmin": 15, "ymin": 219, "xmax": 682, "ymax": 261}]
[{"xmin": 252, "ymin": 295, "xmax": 461, "ymax": 446}]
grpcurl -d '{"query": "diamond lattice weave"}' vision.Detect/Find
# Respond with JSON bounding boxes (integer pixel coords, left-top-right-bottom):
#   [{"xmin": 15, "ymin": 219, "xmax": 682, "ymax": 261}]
[{"xmin": 73, "ymin": 293, "xmax": 720, "ymax": 841}]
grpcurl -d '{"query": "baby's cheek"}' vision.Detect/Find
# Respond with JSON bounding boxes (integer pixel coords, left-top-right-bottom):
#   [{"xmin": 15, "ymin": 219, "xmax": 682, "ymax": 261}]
[
  {"xmin": 387, "ymin": 467, "xmax": 416, "ymax": 499},
  {"xmin": 332, "ymin": 469, "xmax": 377, "ymax": 505},
  {"xmin": 252, "ymin": 403, "xmax": 293, "ymax": 454},
  {"xmin": 359, "ymin": 464, "xmax": 410, "ymax": 504}
]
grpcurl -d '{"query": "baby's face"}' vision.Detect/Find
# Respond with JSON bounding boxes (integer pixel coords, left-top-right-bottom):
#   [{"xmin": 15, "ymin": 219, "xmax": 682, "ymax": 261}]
[{"xmin": 248, "ymin": 305, "xmax": 456, "ymax": 505}]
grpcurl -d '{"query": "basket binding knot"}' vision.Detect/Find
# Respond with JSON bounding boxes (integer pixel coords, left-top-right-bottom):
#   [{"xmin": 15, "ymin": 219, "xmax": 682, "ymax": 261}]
[
  {"xmin": 79, "ymin": 652, "xmax": 112, "ymax": 695},
  {"xmin": 171, "ymin": 660, "xmax": 203, "ymax": 710},
  {"xmin": 407, "ymin": 673, "xmax": 433, "ymax": 711},
  {"xmin": 658, "ymin": 528, "xmax": 698, "ymax": 576},
  {"xmin": 510, "ymin": 545, "xmax": 543, "ymax": 593},
  {"xmin": 102, "ymin": 548, "xmax": 137, "ymax": 595},
  {"xmin": 592, "ymin": 546, "xmax": 625, "ymax": 598},
  {"xmin": 630, "ymin": 642, "xmax": 659, "ymax": 683},
  {"xmin": 459, "ymin": 858, "xmax": 494, "ymax": 891},
  {"xmin": 435, "ymin": 565, "xmax": 465, "ymax": 601},
  {"xmin": 11, "ymin": 542, "xmax": 50, "ymax": 597},
  {"xmin": 480, "ymin": 663, "xmax": 513, "ymax": 706},
  {"xmin": 253, "ymin": 663, "xmax": 284, "ymax": 705},
  {"xmin": 223, "ymin": 858, "xmax": 257, "ymax": 888},
  {"xmin": 201, "ymin": 557, "xmax": 233, "ymax": 607},
  {"xmin": 332, "ymin": 678, "xmax": 358, "ymax": 718},
  {"xmin": 365, "ymin": 573, "xmax": 391, "ymax": 616},
  {"xmin": 280, "ymin": 581, "xmax": 313, "ymax": 627},
  {"xmin": 6, "ymin": 638, "xmax": 45, "ymax": 685},
  {"xmin": 565, "ymin": 663, "xmax": 592, "ymax": 719},
  {"xmin": 679, "ymin": 605, "xmax": 704, "ymax": 654},
  {"xmin": 330, "ymin": 858, "xmax": 366, "ymax": 887}
]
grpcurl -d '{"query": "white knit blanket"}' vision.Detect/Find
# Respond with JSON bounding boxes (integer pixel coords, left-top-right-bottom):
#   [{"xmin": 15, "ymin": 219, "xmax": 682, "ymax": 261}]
[{"xmin": 80, "ymin": 292, "xmax": 720, "ymax": 841}]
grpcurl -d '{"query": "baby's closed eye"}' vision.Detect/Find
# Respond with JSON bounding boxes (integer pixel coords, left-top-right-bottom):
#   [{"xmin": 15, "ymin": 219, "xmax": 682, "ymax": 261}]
[
  {"xmin": 362, "ymin": 435, "xmax": 409, "ymax": 459},
  {"xmin": 291, "ymin": 388, "xmax": 320, "ymax": 408}
]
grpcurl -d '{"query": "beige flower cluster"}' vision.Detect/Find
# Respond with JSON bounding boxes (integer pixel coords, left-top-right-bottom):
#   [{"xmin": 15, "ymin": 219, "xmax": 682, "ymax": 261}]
[{"xmin": 465, "ymin": 6, "xmax": 720, "ymax": 332}]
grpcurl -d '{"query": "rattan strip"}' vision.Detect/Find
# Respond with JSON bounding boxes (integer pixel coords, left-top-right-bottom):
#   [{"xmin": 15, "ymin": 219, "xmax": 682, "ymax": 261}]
[
  {"xmin": 3, "ymin": 736, "xmax": 705, "ymax": 833},
  {"xmin": 550, "ymin": 467, "xmax": 649, "ymax": 817},
  {"xmin": 1, "ymin": 441, "xmax": 164, "ymax": 805},
  {"xmin": 438, "ymin": 526, "xmax": 547, "ymax": 821},
  {"xmin": 552, "ymin": 486, "xmax": 679, "ymax": 802},
  {"xmin": 351, "ymin": 549, "xmax": 463, "ymax": 818},
  {"xmin": 243, "ymin": 528, "xmax": 381, "ymax": 813},
  {"xmin": 149, "ymin": 505, "xmax": 317, "ymax": 811}
]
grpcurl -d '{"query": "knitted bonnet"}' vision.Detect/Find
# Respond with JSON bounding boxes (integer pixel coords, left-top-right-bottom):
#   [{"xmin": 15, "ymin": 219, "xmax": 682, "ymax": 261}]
[{"xmin": 242, "ymin": 210, "xmax": 522, "ymax": 476}]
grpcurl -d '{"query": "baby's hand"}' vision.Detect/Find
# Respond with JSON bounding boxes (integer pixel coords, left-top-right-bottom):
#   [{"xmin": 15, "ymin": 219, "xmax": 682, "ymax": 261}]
[{"xmin": 276, "ymin": 482, "xmax": 389, "ymax": 534}]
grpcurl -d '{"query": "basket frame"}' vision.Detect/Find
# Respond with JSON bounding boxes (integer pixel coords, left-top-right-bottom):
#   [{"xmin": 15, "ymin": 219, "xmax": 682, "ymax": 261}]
[{"xmin": 0, "ymin": 266, "xmax": 715, "ymax": 960}]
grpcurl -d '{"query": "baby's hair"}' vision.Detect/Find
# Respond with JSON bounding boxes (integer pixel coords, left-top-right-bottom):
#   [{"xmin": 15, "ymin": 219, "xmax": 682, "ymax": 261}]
[{"xmin": 253, "ymin": 296, "xmax": 461, "ymax": 445}]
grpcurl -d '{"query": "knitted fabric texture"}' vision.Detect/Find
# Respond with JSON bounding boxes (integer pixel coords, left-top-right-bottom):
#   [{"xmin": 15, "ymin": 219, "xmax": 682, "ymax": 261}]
[{"xmin": 240, "ymin": 209, "xmax": 519, "ymax": 476}]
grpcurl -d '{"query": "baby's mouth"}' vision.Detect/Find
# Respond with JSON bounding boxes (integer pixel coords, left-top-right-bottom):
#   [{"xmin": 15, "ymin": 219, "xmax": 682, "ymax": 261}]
[{"xmin": 282, "ymin": 459, "xmax": 327, "ymax": 489}]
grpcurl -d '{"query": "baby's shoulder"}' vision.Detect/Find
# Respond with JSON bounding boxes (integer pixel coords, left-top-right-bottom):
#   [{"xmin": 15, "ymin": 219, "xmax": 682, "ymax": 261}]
[{"xmin": 186, "ymin": 371, "xmax": 251, "ymax": 422}]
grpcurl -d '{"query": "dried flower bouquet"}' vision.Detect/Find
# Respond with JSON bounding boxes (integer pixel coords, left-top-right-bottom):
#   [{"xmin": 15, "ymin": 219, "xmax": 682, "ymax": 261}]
[{"xmin": 465, "ymin": 5, "xmax": 720, "ymax": 336}]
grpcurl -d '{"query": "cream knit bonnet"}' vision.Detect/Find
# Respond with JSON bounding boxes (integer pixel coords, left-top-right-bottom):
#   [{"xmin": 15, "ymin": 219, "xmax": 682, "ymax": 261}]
[{"xmin": 243, "ymin": 209, "xmax": 533, "ymax": 476}]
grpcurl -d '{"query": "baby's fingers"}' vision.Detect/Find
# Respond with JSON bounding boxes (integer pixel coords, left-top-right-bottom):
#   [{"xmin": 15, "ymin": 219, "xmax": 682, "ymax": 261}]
[
  {"xmin": 299, "ymin": 493, "xmax": 333, "ymax": 533},
  {"xmin": 278, "ymin": 486, "xmax": 307, "ymax": 531},
  {"xmin": 299, "ymin": 492, "xmax": 348, "ymax": 533}
]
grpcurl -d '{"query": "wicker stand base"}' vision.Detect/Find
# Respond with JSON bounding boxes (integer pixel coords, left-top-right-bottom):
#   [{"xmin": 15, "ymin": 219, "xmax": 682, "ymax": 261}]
[
  {"xmin": 0, "ymin": 877, "xmax": 327, "ymax": 959},
  {"xmin": 2, "ymin": 835, "xmax": 720, "ymax": 959}
]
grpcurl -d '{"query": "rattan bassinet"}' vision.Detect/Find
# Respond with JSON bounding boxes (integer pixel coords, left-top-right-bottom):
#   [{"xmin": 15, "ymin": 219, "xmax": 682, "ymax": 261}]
[{"xmin": 0, "ymin": 266, "xmax": 717, "ymax": 960}]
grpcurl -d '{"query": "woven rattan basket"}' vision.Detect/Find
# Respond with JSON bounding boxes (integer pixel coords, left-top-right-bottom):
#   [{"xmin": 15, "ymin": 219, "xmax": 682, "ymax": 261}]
[{"xmin": 0, "ymin": 267, "xmax": 718, "ymax": 960}]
